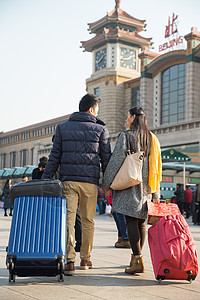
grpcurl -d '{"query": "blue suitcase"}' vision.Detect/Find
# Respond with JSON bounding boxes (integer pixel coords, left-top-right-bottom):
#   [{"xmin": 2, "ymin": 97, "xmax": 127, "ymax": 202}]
[{"xmin": 7, "ymin": 196, "xmax": 66, "ymax": 282}]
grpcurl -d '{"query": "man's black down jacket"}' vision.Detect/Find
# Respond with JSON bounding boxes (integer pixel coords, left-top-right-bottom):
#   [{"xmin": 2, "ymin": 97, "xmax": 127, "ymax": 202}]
[{"xmin": 42, "ymin": 112, "xmax": 111, "ymax": 185}]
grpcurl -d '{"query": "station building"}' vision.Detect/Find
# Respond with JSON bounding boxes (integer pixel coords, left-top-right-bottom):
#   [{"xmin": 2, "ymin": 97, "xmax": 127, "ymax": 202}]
[{"xmin": 1, "ymin": 0, "xmax": 200, "ymax": 193}]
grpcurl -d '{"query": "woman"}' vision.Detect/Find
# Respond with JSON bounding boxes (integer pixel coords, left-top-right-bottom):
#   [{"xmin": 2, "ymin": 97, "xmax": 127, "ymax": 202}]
[
  {"xmin": 102, "ymin": 107, "xmax": 162, "ymax": 274},
  {"xmin": 2, "ymin": 179, "xmax": 13, "ymax": 217}
]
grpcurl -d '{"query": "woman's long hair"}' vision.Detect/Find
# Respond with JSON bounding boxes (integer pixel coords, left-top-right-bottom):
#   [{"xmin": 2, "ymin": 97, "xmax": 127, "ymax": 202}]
[
  {"xmin": 129, "ymin": 107, "xmax": 152, "ymax": 157},
  {"xmin": 3, "ymin": 179, "xmax": 10, "ymax": 191}
]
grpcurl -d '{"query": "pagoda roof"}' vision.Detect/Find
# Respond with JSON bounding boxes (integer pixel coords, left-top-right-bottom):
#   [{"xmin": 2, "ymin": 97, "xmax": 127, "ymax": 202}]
[
  {"xmin": 184, "ymin": 27, "xmax": 200, "ymax": 42},
  {"xmin": 81, "ymin": 27, "xmax": 152, "ymax": 52},
  {"xmin": 88, "ymin": 7, "xmax": 146, "ymax": 34}
]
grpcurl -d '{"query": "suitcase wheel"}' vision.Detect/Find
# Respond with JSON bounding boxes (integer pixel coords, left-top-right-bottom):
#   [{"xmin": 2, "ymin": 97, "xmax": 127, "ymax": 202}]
[
  {"xmin": 187, "ymin": 274, "xmax": 196, "ymax": 283},
  {"xmin": 156, "ymin": 275, "xmax": 165, "ymax": 283}
]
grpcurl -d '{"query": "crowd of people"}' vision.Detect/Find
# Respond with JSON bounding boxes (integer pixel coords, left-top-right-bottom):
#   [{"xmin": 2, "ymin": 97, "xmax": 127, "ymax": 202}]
[{"xmin": 173, "ymin": 183, "xmax": 200, "ymax": 224}]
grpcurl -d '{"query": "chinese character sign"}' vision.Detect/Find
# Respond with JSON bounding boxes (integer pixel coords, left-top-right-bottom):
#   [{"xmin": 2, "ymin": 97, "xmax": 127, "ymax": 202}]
[
  {"xmin": 159, "ymin": 12, "xmax": 183, "ymax": 52},
  {"xmin": 165, "ymin": 13, "xmax": 178, "ymax": 38}
]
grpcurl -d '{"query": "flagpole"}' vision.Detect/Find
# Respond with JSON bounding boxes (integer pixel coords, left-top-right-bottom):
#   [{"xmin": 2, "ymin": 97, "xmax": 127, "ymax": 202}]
[{"xmin": 183, "ymin": 162, "xmax": 186, "ymax": 190}]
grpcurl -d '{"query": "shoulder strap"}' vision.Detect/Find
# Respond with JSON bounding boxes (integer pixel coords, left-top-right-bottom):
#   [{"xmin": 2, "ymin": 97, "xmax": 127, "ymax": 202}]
[{"xmin": 125, "ymin": 131, "xmax": 132, "ymax": 154}]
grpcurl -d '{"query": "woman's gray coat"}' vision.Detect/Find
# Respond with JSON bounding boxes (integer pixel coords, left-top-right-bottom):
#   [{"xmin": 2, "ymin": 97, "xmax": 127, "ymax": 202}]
[{"xmin": 102, "ymin": 131, "xmax": 160, "ymax": 219}]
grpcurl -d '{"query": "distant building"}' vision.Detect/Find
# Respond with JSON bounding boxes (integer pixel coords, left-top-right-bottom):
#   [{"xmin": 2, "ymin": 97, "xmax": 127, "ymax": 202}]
[{"xmin": 0, "ymin": 115, "xmax": 70, "ymax": 169}]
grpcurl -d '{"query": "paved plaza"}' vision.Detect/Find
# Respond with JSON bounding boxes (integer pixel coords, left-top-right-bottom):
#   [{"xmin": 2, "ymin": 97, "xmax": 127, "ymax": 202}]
[{"xmin": 0, "ymin": 208, "xmax": 200, "ymax": 300}]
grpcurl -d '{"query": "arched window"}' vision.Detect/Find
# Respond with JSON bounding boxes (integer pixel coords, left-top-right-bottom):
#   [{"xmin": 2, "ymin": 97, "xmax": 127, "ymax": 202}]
[{"xmin": 161, "ymin": 64, "xmax": 185, "ymax": 124}]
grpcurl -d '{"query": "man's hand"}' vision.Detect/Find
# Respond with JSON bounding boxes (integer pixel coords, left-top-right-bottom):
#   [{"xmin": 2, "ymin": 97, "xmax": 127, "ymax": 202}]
[{"xmin": 153, "ymin": 198, "xmax": 160, "ymax": 204}]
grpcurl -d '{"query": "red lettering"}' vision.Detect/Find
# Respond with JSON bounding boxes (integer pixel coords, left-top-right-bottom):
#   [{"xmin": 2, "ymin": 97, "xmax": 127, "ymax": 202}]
[
  {"xmin": 179, "ymin": 36, "xmax": 183, "ymax": 43},
  {"xmin": 163, "ymin": 43, "xmax": 168, "ymax": 50},
  {"xmin": 165, "ymin": 17, "xmax": 171, "ymax": 38},
  {"xmin": 175, "ymin": 37, "xmax": 180, "ymax": 45},
  {"xmin": 170, "ymin": 39, "xmax": 175, "ymax": 48},
  {"xmin": 171, "ymin": 13, "xmax": 178, "ymax": 34}
]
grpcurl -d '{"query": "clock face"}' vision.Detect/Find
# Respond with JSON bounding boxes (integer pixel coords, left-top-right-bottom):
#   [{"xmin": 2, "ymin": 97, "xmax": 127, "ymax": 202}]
[
  {"xmin": 95, "ymin": 48, "xmax": 107, "ymax": 71},
  {"xmin": 120, "ymin": 47, "xmax": 136, "ymax": 69}
]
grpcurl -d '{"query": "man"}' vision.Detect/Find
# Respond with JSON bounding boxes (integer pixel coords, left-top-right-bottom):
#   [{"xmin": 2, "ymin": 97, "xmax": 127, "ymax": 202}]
[
  {"xmin": 184, "ymin": 185, "xmax": 193, "ymax": 218},
  {"xmin": 32, "ymin": 156, "xmax": 48, "ymax": 179},
  {"xmin": 174, "ymin": 183, "xmax": 185, "ymax": 215},
  {"xmin": 42, "ymin": 94, "xmax": 111, "ymax": 275}
]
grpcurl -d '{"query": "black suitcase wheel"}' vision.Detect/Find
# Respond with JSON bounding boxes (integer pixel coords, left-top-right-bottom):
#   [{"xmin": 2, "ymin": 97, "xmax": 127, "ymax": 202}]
[
  {"xmin": 156, "ymin": 275, "xmax": 165, "ymax": 283},
  {"xmin": 187, "ymin": 274, "xmax": 196, "ymax": 283}
]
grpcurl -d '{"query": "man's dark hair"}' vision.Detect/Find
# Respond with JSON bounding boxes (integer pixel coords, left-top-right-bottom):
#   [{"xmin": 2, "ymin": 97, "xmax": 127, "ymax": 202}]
[
  {"xmin": 79, "ymin": 94, "xmax": 100, "ymax": 112},
  {"xmin": 177, "ymin": 183, "xmax": 182, "ymax": 188},
  {"xmin": 39, "ymin": 156, "xmax": 48, "ymax": 163}
]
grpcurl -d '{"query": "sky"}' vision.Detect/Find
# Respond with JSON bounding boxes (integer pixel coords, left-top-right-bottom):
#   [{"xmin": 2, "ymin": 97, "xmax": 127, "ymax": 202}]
[{"xmin": 0, "ymin": 0, "xmax": 200, "ymax": 132}]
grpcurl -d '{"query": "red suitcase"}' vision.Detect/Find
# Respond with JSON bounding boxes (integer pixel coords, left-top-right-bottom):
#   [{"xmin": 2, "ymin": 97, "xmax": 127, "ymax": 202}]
[{"xmin": 148, "ymin": 214, "xmax": 198, "ymax": 283}]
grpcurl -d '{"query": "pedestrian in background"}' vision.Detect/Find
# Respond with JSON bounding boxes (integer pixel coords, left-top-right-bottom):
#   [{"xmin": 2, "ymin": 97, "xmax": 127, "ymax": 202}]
[
  {"xmin": 174, "ymin": 184, "xmax": 185, "ymax": 215},
  {"xmin": 103, "ymin": 106, "xmax": 161, "ymax": 275},
  {"xmin": 113, "ymin": 212, "xmax": 130, "ymax": 248},
  {"xmin": 184, "ymin": 185, "xmax": 193, "ymax": 218},
  {"xmin": 32, "ymin": 156, "xmax": 48, "ymax": 179},
  {"xmin": 42, "ymin": 94, "xmax": 111, "ymax": 275},
  {"xmin": 2, "ymin": 179, "xmax": 13, "ymax": 217},
  {"xmin": 97, "ymin": 187, "xmax": 106, "ymax": 215}
]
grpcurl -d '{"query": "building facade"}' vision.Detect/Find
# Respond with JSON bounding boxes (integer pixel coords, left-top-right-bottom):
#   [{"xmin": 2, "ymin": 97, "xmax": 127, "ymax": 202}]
[{"xmin": 0, "ymin": 115, "xmax": 69, "ymax": 170}]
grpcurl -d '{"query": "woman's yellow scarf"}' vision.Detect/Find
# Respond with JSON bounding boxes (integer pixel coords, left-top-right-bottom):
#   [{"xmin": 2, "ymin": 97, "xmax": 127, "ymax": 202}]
[{"xmin": 149, "ymin": 132, "xmax": 162, "ymax": 193}]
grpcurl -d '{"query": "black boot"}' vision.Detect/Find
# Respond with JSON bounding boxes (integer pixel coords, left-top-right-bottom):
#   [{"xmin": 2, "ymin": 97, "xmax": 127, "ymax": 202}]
[
  {"xmin": 9, "ymin": 208, "xmax": 13, "ymax": 217},
  {"xmin": 4, "ymin": 209, "xmax": 8, "ymax": 217}
]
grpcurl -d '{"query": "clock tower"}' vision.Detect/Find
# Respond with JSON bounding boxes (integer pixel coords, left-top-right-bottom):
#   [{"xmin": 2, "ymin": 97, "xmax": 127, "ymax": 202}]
[{"xmin": 81, "ymin": 0, "xmax": 152, "ymax": 138}]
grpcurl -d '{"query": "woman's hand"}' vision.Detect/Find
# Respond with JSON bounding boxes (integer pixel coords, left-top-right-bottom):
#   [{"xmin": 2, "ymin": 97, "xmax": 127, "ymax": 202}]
[{"xmin": 153, "ymin": 198, "xmax": 160, "ymax": 204}]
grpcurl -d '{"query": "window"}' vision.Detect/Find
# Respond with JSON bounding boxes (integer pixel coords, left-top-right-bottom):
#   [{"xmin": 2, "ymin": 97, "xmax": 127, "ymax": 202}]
[
  {"xmin": 0, "ymin": 153, "xmax": 6, "ymax": 168},
  {"xmin": 31, "ymin": 148, "xmax": 34, "ymax": 165},
  {"xmin": 20, "ymin": 150, "xmax": 27, "ymax": 167},
  {"xmin": 94, "ymin": 87, "xmax": 100, "ymax": 98},
  {"xmin": 131, "ymin": 86, "xmax": 140, "ymax": 107},
  {"xmin": 1, "ymin": 137, "xmax": 9, "ymax": 145},
  {"xmin": 10, "ymin": 152, "xmax": 17, "ymax": 168},
  {"xmin": 161, "ymin": 64, "xmax": 186, "ymax": 125},
  {"xmin": 33, "ymin": 129, "xmax": 42, "ymax": 137},
  {"xmin": 11, "ymin": 135, "xmax": 19, "ymax": 142}
]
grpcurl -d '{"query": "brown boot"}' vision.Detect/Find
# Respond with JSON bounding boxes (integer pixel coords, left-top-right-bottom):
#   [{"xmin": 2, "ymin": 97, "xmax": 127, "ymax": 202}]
[
  {"xmin": 115, "ymin": 240, "xmax": 131, "ymax": 248},
  {"xmin": 114, "ymin": 236, "xmax": 122, "ymax": 247},
  {"xmin": 64, "ymin": 262, "xmax": 75, "ymax": 276},
  {"xmin": 130, "ymin": 253, "xmax": 134, "ymax": 267},
  {"xmin": 125, "ymin": 255, "xmax": 145, "ymax": 274},
  {"xmin": 80, "ymin": 259, "xmax": 93, "ymax": 270}
]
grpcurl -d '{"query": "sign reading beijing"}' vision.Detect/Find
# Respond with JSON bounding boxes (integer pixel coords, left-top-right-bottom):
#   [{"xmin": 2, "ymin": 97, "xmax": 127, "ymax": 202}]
[{"xmin": 159, "ymin": 13, "xmax": 184, "ymax": 52}]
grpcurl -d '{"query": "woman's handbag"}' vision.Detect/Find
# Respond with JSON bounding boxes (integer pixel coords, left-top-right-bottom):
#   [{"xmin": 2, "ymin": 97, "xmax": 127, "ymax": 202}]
[{"xmin": 110, "ymin": 132, "xmax": 144, "ymax": 190}]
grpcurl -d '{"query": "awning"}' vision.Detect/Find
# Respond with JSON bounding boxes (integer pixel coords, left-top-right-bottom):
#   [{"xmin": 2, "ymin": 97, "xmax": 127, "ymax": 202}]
[
  {"xmin": 162, "ymin": 162, "xmax": 200, "ymax": 174},
  {"xmin": 24, "ymin": 165, "xmax": 37, "ymax": 176},
  {"xmin": 161, "ymin": 148, "xmax": 191, "ymax": 162},
  {"xmin": 0, "ymin": 166, "xmax": 37, "ymax": 179}
]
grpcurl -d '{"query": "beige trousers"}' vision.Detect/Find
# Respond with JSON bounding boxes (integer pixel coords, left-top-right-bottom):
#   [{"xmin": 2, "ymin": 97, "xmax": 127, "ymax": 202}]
[{"xmin": 62, "ymin": 181, "xmax": 97, "ymax": 263}]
